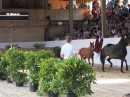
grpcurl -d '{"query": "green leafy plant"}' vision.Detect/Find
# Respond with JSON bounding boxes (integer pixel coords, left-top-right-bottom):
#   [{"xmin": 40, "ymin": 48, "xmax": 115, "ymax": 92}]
[
  {"xmin": 50, "ymin": 57, "xmax": 96, "ymax": 97},
  {"xmin": 52, "ymin": 46, "xmax": 61, "ymax": 58},
  {"xmin": 35, "ymin": 50, "xmax": 54, "ymax": 65},
  {"xmin": 5, "ymin": 47, "xmax": 27, "ymax": 85},
  {"xmin": 24, "ymin": 51, "xmax": 39, "ymax": 84},
  {"xmin": 0, "ymin": 52, "xmax": 9, "ymax": 79},
  {"xmin": 13, "ymin": 72, "xmax": 28, "ymax": 84},
  {"xmin": 25, "ymin": 50, "xmax": 54, "ymax": 85},
  {"xmin": 37, "ymin": 58, "xmax": 62, "ymax": 96},
  {"xmin": 33, "ymin": 43, "xmax": 45, "ymax": 49},
  {"xmin": 5, "ymin": 44, "xmax": 18, "ymax": 49},
  {"xmin": 5, "ymin": 45, "xmax": 11, "ymax": 49}
]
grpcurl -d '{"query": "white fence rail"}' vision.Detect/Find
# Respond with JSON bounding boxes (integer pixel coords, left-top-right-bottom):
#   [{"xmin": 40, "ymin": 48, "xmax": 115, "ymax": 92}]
[
  {"xmin": 45, "ymin": 38, "xmax": 130, "ymax": 66},
  {"xmin": 0, "ymin": 38, "xmax": 129, "ymax": 66}
]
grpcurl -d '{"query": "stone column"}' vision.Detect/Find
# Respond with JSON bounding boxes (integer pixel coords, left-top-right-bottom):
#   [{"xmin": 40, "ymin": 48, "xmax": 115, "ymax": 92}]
[
  {"xmin": 0, "ymin": 0, "xmax": 2, "ymax": 9},
  {"xmin": 69, "ymin": 0, "xmax": 73, "ymax": 37},
  {"xmin": 44, "ymin": 28, "xmax": 48, "ymax": 41},
  {"xmin": 101, "ymin": 0, "xmax": 107, "ymax": 38},
  {"xmin": 44, "ymin": 0, "xmax": 48, "ymax": 9}
]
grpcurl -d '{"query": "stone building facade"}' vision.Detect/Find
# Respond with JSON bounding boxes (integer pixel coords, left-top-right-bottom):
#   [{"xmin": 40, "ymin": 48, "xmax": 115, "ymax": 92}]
[{"xmin": 0, "ymin": 0, "xmax": 84, "ymax": 42}]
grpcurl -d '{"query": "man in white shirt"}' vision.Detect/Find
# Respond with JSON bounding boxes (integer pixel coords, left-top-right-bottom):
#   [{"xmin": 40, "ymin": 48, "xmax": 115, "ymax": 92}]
[{"xmin": 60, "ymin": 36, "xmax": 77, "ymax": 59}]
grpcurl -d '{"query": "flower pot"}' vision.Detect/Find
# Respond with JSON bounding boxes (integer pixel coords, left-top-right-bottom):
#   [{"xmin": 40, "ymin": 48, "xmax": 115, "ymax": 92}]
[
  {"xmin": 30, "ymin": 83, "xmax": 39, "ymax": 92},
  {"xmin": 6, "ymin": 76, "xmax": 13, "ymax": 83},
  {"xmin": 0, "ymin": 74, "xmax": 6, "ymax": 80},
  {"xmin": 48, "ymin": 91, "xmax": 58, "ymax": 97},
  {"xmin": 67, "ymin": 93, "xmax": 77, "ymax": 97},
  {"xmin": 0, "ymin": 77, "xmax": 6, "ymax": 80},
  {"xmin": 16, "ymin": 83, "xmax": 24, "ymax": 87}
]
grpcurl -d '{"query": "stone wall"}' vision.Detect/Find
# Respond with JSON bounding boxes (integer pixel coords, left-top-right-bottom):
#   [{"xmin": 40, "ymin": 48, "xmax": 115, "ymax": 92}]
[
  {"xmin": 0, "ymin": 27, "xmax": 45, "ymax": 42},
  {"xmin": 0, "ymin": 9, "xmax": 48, "ymax": 42}
]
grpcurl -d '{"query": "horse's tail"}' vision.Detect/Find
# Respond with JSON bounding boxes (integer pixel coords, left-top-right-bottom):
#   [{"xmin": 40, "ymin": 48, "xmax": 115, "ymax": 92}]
[
  {"xmin": 100, "ymin": 49, "xmax": 104, "ymax": 64},
  {"xmin": 97, "ymin": 50, "xmax": 101, "ymax": 57}
]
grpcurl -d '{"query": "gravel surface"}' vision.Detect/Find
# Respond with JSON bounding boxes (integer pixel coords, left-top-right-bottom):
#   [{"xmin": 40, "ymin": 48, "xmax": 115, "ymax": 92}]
[{"xmin": 0, "ymin": 64, "xmax": 130, "ymax": 97}]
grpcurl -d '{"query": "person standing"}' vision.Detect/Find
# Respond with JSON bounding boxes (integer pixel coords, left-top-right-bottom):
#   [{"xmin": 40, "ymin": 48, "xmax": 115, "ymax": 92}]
[
  {"xmin": 109, "ymin": 0, "xmax": 116, "ymax": 10},
  {"xmin": 60, "ymin": 36, "xmax": 77, "ymax": 59}
]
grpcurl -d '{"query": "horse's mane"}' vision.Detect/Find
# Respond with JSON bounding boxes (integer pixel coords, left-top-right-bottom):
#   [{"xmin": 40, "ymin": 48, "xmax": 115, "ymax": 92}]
[
  {"xmin": 107, "ymin": 44, "xmax": 113, "ymax": 47},
  {"xmin": 116, "ymin": 36, "xmax": 127, "ymax": 47}
]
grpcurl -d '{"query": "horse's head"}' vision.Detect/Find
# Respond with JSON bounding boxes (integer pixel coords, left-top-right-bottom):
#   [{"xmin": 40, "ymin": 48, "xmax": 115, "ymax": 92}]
[
  {"xmin": 125, "ymin": 36, "xmax": 130, "ymax": 46},
  {"xmin": 90, "ymin": 42, "xmax": 94, "ymax": 51}
]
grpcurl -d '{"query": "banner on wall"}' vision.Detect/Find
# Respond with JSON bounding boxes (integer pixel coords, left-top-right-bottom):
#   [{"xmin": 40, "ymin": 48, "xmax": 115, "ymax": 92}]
[{"xmin": 0, "ymin": 12, "xmax": 28, "ymax": 20}]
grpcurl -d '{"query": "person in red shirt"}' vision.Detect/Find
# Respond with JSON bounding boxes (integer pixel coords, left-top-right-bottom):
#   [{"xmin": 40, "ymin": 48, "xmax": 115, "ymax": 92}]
[{"xmin": 93, "ymin": 10, "xmax": 99, "ymax": 19}]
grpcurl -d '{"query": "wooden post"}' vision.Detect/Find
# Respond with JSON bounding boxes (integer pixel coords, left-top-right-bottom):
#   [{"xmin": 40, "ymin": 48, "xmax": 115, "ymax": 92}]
[
  {"xmin": 101, "ymin": 0, "xmax": 107, "ymax": 38},
  {"xmin": 44, "ymin": 0, "xmax": 48, "ymax": 9},
  {"xmin": 69, "ymin": 0, "xmax": 73, "ymax": 37},
  {"xmin": 0, "ymin": 0, "xmax": 2, "ymax": 9}
]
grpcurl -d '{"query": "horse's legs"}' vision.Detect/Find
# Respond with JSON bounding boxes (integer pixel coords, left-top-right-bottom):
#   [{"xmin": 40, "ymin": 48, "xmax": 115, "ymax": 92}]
[
  {"xmin": 120, "ymin": 58, "xmax": 128, "ymax": 73},
  {"xmin": 102, "ymin": 62, "xmax": 105, "ymax": 72},
  {"xmin": 80, "ymin": 55, "xmax": 83, "ymax": 60},
  {"xmin": 91, "ymin": 57, "xmax": 94, "ymax": 66},
  {"xmin": 121, "ymin": 60, "xmax": 124, "ymax": 73},
  {"xmin": 100, "ymin": 49, "xmax": 107, "ymax": 72},
  {"xmin": 124, "ymin": 59, "xmax": 128, "ymax": 71},
  {"xmin": 88, "ymin": 58, "xmax": 91, "ymax": 65},
  {"xmin": 81, "ymin": 55, "xmax": 87, "ymax": 63},
  {"xmin": 101, "ymin": 53, "xmax": 106, "ymax": 72},
  {"xmin": 107, "ymin": 58, "xmax": 113, "ymax": 68}
]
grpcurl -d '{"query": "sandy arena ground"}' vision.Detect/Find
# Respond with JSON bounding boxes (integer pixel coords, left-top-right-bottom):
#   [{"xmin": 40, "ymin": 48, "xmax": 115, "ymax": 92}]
[{"xmin": 0, "ymin": 64, "xmax": 130, "ymax": 97}]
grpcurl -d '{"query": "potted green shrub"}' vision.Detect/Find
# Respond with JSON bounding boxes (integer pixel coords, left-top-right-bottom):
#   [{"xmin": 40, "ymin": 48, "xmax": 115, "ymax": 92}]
[
  {"xmin": 5, "ymin": 44, "xmax": 11, "ymax": 49},
  {"xmin": 25, "ymin": 50, "xmax": 54, "ymax": 92},
  {"xmin": 5, "ymin": 44, "xmax": 18, "ymax": 49},
  {"xmin": 0, "ymin": 52, "xmax": 7, "ymax": 80},
  {"xmin": 50, "ymin": 57, "xmax": 96, "ymax": 97},
  {"xmin": 33, "ymin": 43, "xmax": 45, "ymax": 49},
  {"xmin": 25, "ymin": 51, "xmax": 40, "ymax": 92},
  {"xmin": 37, "ymin": 58, "xmax": 62, "ymax": 97},
  {"xmin": 5, "ymin": 47, "xmax": 28, "ymax": 86},
  {"xmin": 14, "ymin": 72, "xmax": 28, "ymax": 87},
  {"xmin": 52, "ymin": 46, "xmax": 61, "ymax": 58},
  {"xmin": 0, "ymin": 53, "xmax": 12, "ymax": 82}
]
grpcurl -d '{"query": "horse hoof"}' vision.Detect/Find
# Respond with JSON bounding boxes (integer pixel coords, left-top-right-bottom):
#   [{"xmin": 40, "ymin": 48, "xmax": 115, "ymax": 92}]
[
  {"xmin": 126, "ymin": 68, "xmax": 128, "ymax": 71},
  {"xmin": 92, "ymin": 63, "xmax": 94, "ymax": 66},
  {"xmin": 102, "ymin": 70, "xmax": 105, "ymax": 72},
  {"xmin": 121, "ymin": 71, "xmax": 125, "ymax": 73}
]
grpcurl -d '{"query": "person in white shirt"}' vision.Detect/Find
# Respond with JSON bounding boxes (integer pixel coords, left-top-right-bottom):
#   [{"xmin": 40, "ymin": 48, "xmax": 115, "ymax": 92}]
[{"xmin": 60, "ymin": 36, "xmax": 77, "ymax": 59}]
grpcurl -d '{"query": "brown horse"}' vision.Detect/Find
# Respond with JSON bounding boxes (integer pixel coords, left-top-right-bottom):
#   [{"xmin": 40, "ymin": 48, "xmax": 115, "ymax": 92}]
[{"xmin": 78, "ymin": 42, "xmax": 94, "ymax": 66}]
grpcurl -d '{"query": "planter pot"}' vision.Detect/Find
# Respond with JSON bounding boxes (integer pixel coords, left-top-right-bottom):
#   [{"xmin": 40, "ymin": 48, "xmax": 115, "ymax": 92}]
[
  {"xmin": 0, "ymin": 74, "xmax": 6, "ymax": 80},
  {"xmin": 0, "ymin": 77, "xmax": 6, "ymax": 80},
  {"xmin": 30, "ymin": 83, "xmax": 39, "ymax": 92},
  {"xmin": 67, "ymin": 93, "xmax": 77, "ymax": 97},
  {"xmin": 6, "ymin": 76, "xmax": 13, "ymax": 83},
  {"xmin": 48, "ymin": 91, "xmax": 58, "ymax": 97},
  {"xmin": 16, "ymin": 83, "xmax": 24, "ymax": 87}
]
